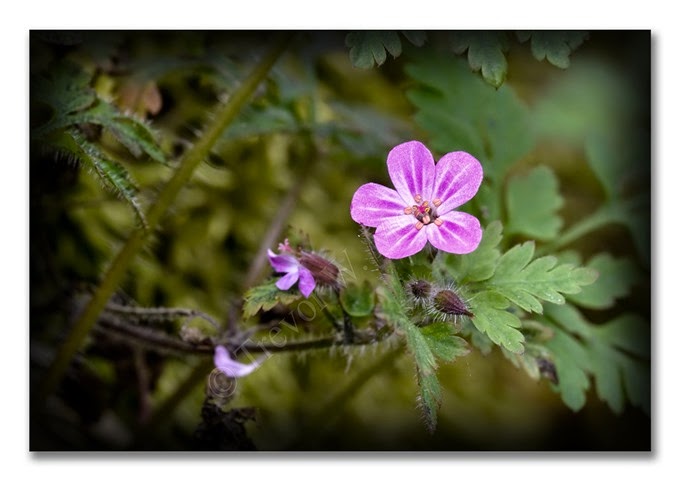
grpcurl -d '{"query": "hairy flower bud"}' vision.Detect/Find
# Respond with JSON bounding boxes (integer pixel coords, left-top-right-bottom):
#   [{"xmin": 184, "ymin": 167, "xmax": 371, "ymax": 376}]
[
  {"xmin": 408, "ymin": 279, "xmax": 432, "ymax": 302},
  {"xmin": 298, "ymin": 251, "xmax": 340, "ymax": 289},
  {"xmin": 432, "ymin": 289, "xmax": 473, "ymax": 318}
]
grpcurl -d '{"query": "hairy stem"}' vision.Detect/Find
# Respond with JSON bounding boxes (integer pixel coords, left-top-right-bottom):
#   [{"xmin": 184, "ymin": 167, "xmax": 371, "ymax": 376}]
[{"xmin": 39, "ymin": 36, "xmax": 293, "ymax": 401}]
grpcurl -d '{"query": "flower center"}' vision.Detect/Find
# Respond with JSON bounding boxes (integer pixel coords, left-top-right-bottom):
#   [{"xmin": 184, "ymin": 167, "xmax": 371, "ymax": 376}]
[{"xmin": 403, "ymin": 195, "xmax": 443, "ymax": 230}]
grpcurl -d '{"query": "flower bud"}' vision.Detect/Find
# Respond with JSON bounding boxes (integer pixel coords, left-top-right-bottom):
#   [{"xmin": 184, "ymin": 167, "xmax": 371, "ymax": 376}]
[
  {"xmin": 298, "ymin": 251, "xmax": 340, "ymax": 288},
  {"xmin": 432, "ymin": 289, "xmax": 473, "ymax": 318},
  {"xmin": 408, "ymin": 279, "xmax": 432, "ymax": 301}
]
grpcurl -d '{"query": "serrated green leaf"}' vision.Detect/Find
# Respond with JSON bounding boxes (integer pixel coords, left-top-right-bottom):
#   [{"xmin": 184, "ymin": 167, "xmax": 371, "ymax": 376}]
[
  {"xmin": 589, "ymin": 341, "xmax": 625, "ymax": 414},
  {"xmin": 243, "ymin": 279, "xmax": 302, "ymax": 318},
  {"xmin": 345, "ymin": 31, "xmax": 402, "ymax": 69},
  {"xmin": 406, "ymin": 54, "xmax": 534, "ymax": 186},
  {"xmin": 619, "ymin": 355, "xmax": 651, "ymax": 415},
  {"xmin": 437, "ymin": 221, "xmax": 502, "ymax": 283},
  {"xmin": 567, "ymin": 253, "xmax": 639, "ymax": 310},
  {"xmin": 53, "ymin": 129, "xmax": 146, "ymax": 226},
  {"xmin": 32, "ymin": 60, "xmax": 96, "ymax": 117},
  {"xmin": 545, "ymin": 326, "xmax": 591, "ymax": 411},
  {"xmin": 420, "ymin": 323, "xmax": 470, "ymax": 362},
  {"xmin": 487, "ymin": 242, "xmax": 598, "ymax": 313},
  {"xmin": 543, "ymin": 303, "xmax": 592, "ymax": 339},
  {"xmin": 339, "ymin": 281, "xmax": 375, "ymax": 317},
  {"xmin": 450, "ymin": 31, "xmax": 509, "ymax": 88},
  {"xmin": 401, "ymin": 30, "xmax": 427, "ymax": 47},
  {"xmin": 518, "ymin": 31, "xmax": 588, "ymax": 69},
  {"xmin": 468, "ymin": 291, "xmax": 525, "ymax": 354},
  {"xmin": 81, "ymin": 101, "xmax": 167, "ymax": 164},
  {"xmin": 506, "ymin": 166, "xmax": 564, "ymax": 240}
]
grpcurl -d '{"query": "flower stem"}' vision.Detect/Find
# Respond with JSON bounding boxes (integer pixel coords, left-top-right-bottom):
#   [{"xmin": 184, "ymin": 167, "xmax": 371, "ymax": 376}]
[{"xmin": 38, "ymin": 36, "xmax": 293, "ymax": 401}]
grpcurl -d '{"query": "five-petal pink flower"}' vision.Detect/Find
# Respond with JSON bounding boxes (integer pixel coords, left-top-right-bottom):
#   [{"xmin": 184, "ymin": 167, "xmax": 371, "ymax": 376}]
[
  {"xmin": 214, "ymin": 345, "xmax": 263, "ymax": 378},
  {"xmin": 350, "ymin": 140, "xmax": 483, "ymax": 259}
]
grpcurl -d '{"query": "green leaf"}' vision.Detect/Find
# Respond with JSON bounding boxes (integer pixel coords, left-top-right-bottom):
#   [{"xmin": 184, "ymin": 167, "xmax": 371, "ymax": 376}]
[
  {"xmin": 345, "ymin": 31, "xmax": 402, "ymax": 69},
  {"xmin": 450, "ymin": 31, "xmax": 510, "ymax": 88},
  {"xmin": 506, "ymin": 166, "xmax": 564, "ymax": 241},
  {"xmin": 401, "ymin": 31, "xmax": 427, "ymax": 47},
  {"xmin": 80, "ymin": 101, "xmax": 167, "ymax": 164},
  {"xmin": 32, "ymin": 60, "xmax": 96, "ymax": 117},
  {"xmin": 592, "ymin": 314, "xmax": 650, "ymax": 359},
  {"xmin": 406, "ymin": 54, "xmax": 534, "ymax": 186},
  {"xmin": 420, "ymin": 323, "xmax": 470, "ymax": 362},
  {"xmin": 467, "ymin": 291, "xmax": 525, "ymax": 354},
  {"xmin": 545, "ymin": 326, "xmax": 591, "ymax": 411},
  {"xmin": 437, "ymin": 221, "xmax": 503, "ymax": 283},
  {"xmin": 243, "ymin": 279, "xmax": 302, "ymax": 318},
  {"xmin": 567, "ymin": 253, "xmax": 639, "ymax": 310},
  {"xmin": 486, "ymin": 242, "xmax": 598, "ymax": 313},
  {"xmin": 589, "ymin": 341, "xmax": 625, "ymax": 413},
  {"xmin": 517, "ymin": 31, "xmax": 588, "ymax": 68},
  {"xmin": 339, "ymin": 281, "xmax": 375, "ymax": 317},
  {"xmin": 543, "ymin": 303, "xmax": 591, "ymax": 339},
  {"xmin": 53, "ymin": 129, "xmax": 146, "ymax": 226}
]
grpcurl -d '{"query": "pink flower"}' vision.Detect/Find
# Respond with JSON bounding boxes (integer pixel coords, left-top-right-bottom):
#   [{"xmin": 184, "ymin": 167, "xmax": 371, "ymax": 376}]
[
  {"xmin": 267, "ymin": 249, "xmax": 316, "ymax": 297},
  {"xmin": 350, "ymin": 140, "xmax": 483, "ymax": 259},
  {"xmin": 214, "ymin": 345, "xmax": 263, "ymax": 378}
]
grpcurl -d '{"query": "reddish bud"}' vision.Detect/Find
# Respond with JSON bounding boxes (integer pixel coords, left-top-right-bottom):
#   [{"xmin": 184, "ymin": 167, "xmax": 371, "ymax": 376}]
[
  {"xmin": 299, "ymin": 251, "xmax": 340, "ymax": 288},
  {"xmin": 432, "ymin": 290, "xmax": 473, "ymax": 318}
]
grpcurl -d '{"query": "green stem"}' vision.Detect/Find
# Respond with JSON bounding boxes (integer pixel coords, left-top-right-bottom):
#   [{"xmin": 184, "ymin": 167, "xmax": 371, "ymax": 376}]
[{"xmin": 39, "ymin": 36, "xmax": 293, "ymax": 401}]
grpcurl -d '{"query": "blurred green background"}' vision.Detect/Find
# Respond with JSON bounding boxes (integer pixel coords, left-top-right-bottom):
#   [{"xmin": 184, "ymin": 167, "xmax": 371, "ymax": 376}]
[{"xmin": 30, "ymin": 31, "xmax": 650, "ymax": 450}]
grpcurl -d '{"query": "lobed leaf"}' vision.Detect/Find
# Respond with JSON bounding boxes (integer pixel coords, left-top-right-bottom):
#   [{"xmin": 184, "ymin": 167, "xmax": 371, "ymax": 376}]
[
  {"xmin": 505, "ymin": 166, "xmax": 564, "ymax": 241},
  {"xmin": 567, "ymin": 253, "xmax": 640, "ymax": 310},
  {"xmin": 437, "ymin": 220, "xmax": 503, "ymax": 284},
  {"xmin": 486, "ymin": 242, "xmax": 598, "ymax": 313},
  {"xmin": 545, "ymin": 326, "xmax": 591, "ymax": 411},
  {"xmin": 339, "ymin": 281, "xmax": 375, "ymax": 317},
  {"xmin": 467, "ymin": 291, "xmax": 525, "ymax": 354},
  {"xmin": 420, "ymin": 322, "xmax": 470, "ymax": 362},
  {"xmin": 242, "ymin": 279, "xmax": 302, "ymax": 318},
  {"xmin": 406, "ymin": 54, "xmax": 535, "ymax": 186},
  {"xmin": 517, "ymin": 31, "xmax": 588, "ymax": 69},
  {"xmin": 345, "ymin": 31, "xmax": 402, "ymax": 69},
  {"xmin": 450, "ymin": 31, "xmax": 510, "ymax": 88}
]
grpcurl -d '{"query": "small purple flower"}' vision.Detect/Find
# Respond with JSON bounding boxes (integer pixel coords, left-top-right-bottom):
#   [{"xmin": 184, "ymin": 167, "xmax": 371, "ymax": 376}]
[
  {"xmin": 350, "ymin": 140, "xmax": 483, "ymax": 259},
  {"xmin": 214, "ymin": 345, "xmax": 263, "ymax": 378},
  {"xmin": 267, "ymin": 248, "xmax": 316, "ymax": 297}
]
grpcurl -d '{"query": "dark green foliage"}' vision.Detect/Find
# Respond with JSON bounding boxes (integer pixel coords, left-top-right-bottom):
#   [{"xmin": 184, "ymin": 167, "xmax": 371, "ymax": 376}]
[{"xmin": 516, "ymin": 31, "xmax": 588, "ymax": 69}]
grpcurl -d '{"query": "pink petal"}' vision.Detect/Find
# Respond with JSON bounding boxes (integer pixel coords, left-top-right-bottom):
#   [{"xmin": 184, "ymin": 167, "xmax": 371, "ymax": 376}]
[
  {"xmin": 426, "ymin": 211, "xmax": 482, "ymax": 254},
  {"xmin": 432, "ymin": 151, "xmax": 483, "ymax": 215},
  {"xmin": 214, "ymin": 345, "xmax": 261, "ymax": 378},
  {"xmin": 268, "ymin": 249, "xmax": 299, "ymax": 273},
  {"xmin": 276, "ymin": 271, "xmax": 299, "ymax": 291},
  {"xmin": 297, "ymin": 267, "xmax": 316, "ymax": 298},
  {"xmin": 387, "ymin": 141, "xmax": 435, "ymax": 205},
  {"xmin": 374, "ymin": 215, "xmax": 428, "ymax": 259},
  {"xmin": 350, "ymin": 182, "xmax": 405, "ymax": 227}
]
